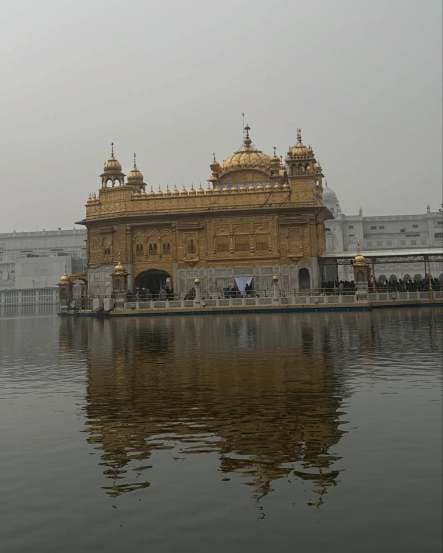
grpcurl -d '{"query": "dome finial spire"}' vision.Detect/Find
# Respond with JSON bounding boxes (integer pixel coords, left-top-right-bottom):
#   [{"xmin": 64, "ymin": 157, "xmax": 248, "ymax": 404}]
[
  {"xmin": 111, "ymin": 141, "xmax": 115, "ymax": 159},
  {"xmin": 296, "ymin": 128, "xmax": 302, "ymax": 145},
  {"xmin": 243, "ymin": 123, "xmax": 252, "ymax": 149},
  {"xmin": 133, "ymin": 152, "xmax": 137, "ymax": 169}
]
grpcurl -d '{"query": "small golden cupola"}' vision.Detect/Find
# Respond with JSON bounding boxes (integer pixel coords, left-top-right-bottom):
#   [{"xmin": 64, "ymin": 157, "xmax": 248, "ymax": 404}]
[
  {"xmin": 286, "ymin": 129, "xmax": 323, "ymax": 181},
  {"xmin": 126, "ymin": 153, "xmax": 145, "ymax": 191},
  {"xmin": 113, "ymin": 258, "xmax": 126, "ymax": 275},
  {"xmin": 354, "ymin": 254, "xmax": 367, "ymax": 266},
  {"xmin": 208, "ymin": 152, "xmax": 222, "ymax": 184},
  {"xmin": 58, "ymin": 273, "xmax": 71, "ymax": 284},
  {"xmin": 100, "ymin": 142, "xmax": 125, "ymax": 188},
  {"xmin": 270, "ymin": 146, "xmax": 285, "ymax": 180},
  {"xmin": 213, "ymin": 124, "xmax": 274, "ymax": 188}
]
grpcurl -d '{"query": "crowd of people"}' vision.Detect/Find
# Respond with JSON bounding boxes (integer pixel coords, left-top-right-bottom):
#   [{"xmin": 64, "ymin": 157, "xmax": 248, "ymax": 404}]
[
  {"xmin": 372, "ymin": 277, "xmax": 441, "ymax": 292},
  {"xmin": 129, "ymin": 276, "xmax": 441, "ymax": 302},
  {"xmin": 321, "ymin": 277, "xmax": 441, "ymax": 293},
  {"xmin": 321, "ymin": 280, "xmax": 356, "ymax": 293}
]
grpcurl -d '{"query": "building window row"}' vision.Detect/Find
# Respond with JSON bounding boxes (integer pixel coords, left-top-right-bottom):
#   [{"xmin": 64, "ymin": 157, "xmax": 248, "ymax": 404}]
[{"xmin": 135, "ymin": 242, "xmax": 172, "ymax": 256}]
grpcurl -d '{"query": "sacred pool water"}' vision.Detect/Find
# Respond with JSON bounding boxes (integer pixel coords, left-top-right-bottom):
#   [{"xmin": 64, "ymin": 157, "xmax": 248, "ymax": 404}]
[{"xmin": 0, "ymin": 308, "xmax": 441, "ymax": 553}]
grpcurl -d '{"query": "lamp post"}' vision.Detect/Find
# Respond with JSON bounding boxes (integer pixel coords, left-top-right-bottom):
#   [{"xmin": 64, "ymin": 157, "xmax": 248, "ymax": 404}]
[
  {"xmin": 272, "ymin": 274, "xmax": 279, "ymax": 301},
  {"xmin": 194, "ymin": 278, "xmax": 201, "ymax": 304},
  {"xmin": 58, "ymin": 273, "xmax": 72, "ymax": 310},
  {"xmin": 112, "ymin": 259, "xmax": 128, "ymax": 309}
]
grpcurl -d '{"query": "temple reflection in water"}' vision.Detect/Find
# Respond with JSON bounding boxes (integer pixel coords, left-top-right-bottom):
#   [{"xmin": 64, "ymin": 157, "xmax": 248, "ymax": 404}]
[{"xmin": 59, "ymin": 312, "xmax": 381, "ymax": 503}]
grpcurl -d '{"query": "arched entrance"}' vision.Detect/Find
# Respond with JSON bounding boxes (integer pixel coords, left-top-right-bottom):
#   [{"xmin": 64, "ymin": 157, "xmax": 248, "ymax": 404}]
[
  {"xmin": 135, "ymin": 269, "xmax": 172, "ymax": 296},
  {"xmin": 299, "ymin": 268, "xmax": 311, "ymax": 290}
]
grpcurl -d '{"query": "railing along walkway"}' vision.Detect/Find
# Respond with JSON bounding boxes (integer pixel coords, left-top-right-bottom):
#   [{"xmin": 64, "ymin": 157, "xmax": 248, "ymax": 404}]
[
  {"xmin": 0, "ymin": 287, "xmax": 59, "ymax": 306},
  {"xmin": 121, "ymin": 290, "xmax": 442, "ymax": 312}
]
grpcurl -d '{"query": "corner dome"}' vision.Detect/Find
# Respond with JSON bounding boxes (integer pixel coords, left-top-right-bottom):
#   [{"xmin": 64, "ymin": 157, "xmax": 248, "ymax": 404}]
[
  {"xmin": 322, "ymin": 181, "xmax": 341, "ymax": 218},
  {"xmin": 103, "ymin": 157, "xmax": 122, "ymax": 173},
  {"xmin": 323, "ymin": 184, "xmax": 338, "ymax": 203},
  {"xmin": 287, "ymin": 129, "xmax": 314, "ymax": 159},
  {"xmin": 126, "ymin": 153, "xmax": 144, "ymax": 187}
]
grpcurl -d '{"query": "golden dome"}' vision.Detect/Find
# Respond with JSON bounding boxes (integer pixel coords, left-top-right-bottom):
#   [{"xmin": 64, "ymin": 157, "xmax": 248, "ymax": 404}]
[
  {"xmin": 113, "ymin": 259, "xmax": 126, "ymax": 274},
  {"xmin": 288, "ymin": 128, "xmax": 314, "ymax": 158},
  {"xmin": 221, "ymin": 125, "xmax": 273, "ymax": 174},
  {"xmin": 354, "ymin": 254, "xmax": 367, "ymax": 266},
  {"xmin": 59, "ymin": 273, "xmax": 70, "ymax": 284},
  {"xmin": 127, "ymin": 153, "xmax": 144, "ymax": 185},
  {"xmin": 127, "ymin": 167, "xmax": 143, "ymax": 181},
  {"xmin": 102, "ymin": 143, "xmax": 123, "ymax": 174},
  {"xmin": 223, "ymin": 149, "xmax": 273, "ymax": 171},
  {"xmin": 104, "ymin": 158, "xmax": 122, "ymax": 172}
]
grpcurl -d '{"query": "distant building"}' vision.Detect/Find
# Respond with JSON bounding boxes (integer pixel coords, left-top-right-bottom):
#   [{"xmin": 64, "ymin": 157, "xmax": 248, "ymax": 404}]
[
  {"xmin": 0, "ymin": 229, "xmax": 86, "ymax": 289},
  {"xmin": 323, "ymin": 183, "xmax": 443, "ymax": 281}
]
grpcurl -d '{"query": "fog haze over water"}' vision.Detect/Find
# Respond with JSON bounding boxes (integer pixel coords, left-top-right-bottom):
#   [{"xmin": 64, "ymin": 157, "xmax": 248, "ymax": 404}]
[{"xmin": 0, "ymin": 0, "xmax": 442, "ymax": 231}]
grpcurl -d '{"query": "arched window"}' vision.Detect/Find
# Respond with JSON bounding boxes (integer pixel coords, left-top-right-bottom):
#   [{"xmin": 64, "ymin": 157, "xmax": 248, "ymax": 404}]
[
  {"xmin": 299, "ymin": 268, "xmax": 310, "ymax": 290},
  {"xmin": 187, "ymin": 239, "xmax": 196, "ymax": 254},
  {"xmin": 135, "ymin": 243, "xmax": 144, "ymax": 255},
  {"xmin": 162, "ymin": 242, "xmax": 171, "ymax": 255},
  {"xmin": 148, "ymin": 243, "xmax": 158, "ymax": 255}
]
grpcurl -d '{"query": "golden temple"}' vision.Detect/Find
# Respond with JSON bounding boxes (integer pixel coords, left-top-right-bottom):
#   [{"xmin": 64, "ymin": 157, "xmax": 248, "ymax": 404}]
[{"xmin": 80, "ymin": 125, "xmax": 330, "ymax": 297}]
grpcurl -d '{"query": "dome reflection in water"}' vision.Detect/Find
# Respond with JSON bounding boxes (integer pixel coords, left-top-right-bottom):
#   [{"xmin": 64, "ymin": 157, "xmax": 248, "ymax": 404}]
[{"xmin": 60, "ymin": 314, "xmax": 350, "ymax": 503}]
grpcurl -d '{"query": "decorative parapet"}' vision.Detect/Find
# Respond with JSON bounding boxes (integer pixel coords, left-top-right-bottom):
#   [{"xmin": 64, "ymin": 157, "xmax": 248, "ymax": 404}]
[{"xmin": 85, "ymin": 182, "xmax": 324, "ymax": 221}]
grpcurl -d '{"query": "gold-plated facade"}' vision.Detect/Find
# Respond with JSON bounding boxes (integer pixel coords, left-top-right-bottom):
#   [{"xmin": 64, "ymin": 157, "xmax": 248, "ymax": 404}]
[{"xmin": 81, "ymin": 126, "xmax": 331, "ymax": 296}]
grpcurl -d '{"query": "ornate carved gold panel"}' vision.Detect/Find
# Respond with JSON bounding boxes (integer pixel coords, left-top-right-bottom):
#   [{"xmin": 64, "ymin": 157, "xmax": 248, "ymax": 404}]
[{"xmin": 287, "ymin": 226, "xmax": 307, "ymax": 257}]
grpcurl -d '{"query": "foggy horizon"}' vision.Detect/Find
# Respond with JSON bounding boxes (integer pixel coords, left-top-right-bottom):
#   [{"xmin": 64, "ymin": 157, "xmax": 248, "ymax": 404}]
[{"xmin": 1, "ymin": 0, "xmax": 442, "ymax": 232}]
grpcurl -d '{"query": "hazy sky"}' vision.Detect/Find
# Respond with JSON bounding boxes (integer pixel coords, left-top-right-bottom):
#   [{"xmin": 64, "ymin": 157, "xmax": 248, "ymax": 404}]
[{"xmin": 1, "ymin": 0, "xmax": 441, "ymax": 232}]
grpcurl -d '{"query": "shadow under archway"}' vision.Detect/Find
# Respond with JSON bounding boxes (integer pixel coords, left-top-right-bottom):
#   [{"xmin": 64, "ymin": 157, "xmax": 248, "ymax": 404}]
[
  {"xmin": 135, "ymin": 269, "xmax": 171, "ymax": 295},
  {"xmin": 299, "ymin": 268, "xmax": 311, "ymax": 290}
]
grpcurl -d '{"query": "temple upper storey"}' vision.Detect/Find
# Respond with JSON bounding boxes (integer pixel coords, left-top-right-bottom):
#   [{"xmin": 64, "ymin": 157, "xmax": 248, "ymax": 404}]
[{"xmin": 84, "ymin": 125, "xmax": 326, "ymax": 223}]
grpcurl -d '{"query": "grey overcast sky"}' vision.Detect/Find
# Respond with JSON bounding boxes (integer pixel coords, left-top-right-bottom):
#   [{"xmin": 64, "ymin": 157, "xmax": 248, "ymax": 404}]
[{"xmin": 0, "ymin": 0, "xmax": 441, "ymax": 232}]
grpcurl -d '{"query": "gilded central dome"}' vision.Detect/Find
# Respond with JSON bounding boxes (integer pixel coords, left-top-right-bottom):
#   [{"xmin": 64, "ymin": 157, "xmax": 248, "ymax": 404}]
[
  {"xmin": 223, "ymin": 149, "xmax": 273, "ymax": 171},
  {"xmin": 221, "ymin": 125, "xmax": 273, "ymax": 174}
]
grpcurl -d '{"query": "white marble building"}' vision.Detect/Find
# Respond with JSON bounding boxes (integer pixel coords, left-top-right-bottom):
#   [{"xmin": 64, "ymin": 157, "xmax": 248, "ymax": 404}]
[
  {"xmin": 322, "ymin": 183, "xmax": 443, "ymax": 281},
  {"xmin": 0, "ymin": 229, "xmax": 86, "ymax": 289}
]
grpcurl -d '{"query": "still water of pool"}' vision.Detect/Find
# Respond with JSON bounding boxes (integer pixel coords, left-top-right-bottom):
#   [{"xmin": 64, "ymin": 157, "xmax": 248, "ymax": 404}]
[{"xmin": 0, "ymin": 308, "xmax": 441, "ymax": 552}]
